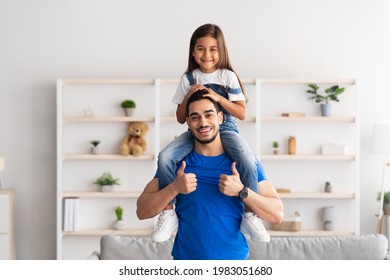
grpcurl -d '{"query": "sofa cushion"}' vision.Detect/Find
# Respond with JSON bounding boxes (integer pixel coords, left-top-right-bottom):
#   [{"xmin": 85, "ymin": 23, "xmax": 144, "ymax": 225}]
[
  {"xmin": 247, "ymin": 234, "xmax": 389, "ymax": 260},
  {"xmin": 100, "ymin": 235, "xmax": 174, "ymax": 260},
  {"xmin": 99, "ymin": 234, "xmax": 389, "ymax": 260}
]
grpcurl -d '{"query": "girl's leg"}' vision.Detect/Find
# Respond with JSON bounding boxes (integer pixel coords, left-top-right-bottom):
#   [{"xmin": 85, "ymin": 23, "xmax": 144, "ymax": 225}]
[
  {"xmin": 221, "ymin": 131, "xmax": 270, "ymax": 242},
  {"xmin": 153, "ymin": 131, "xmax": 194, "ymax": 243},
  {"xmin": 220, "ymin": 131, "xmax": 258, "ymax": 193},
  {"xmin": 157, "ymin": 130, "xmax": 194, "ymax": 192}
]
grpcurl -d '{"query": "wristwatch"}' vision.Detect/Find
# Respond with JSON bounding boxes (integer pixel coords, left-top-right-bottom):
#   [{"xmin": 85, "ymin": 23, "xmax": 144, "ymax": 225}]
[{"xmin": 238, "ymin": 187, "xmax": 249, "ymax": 200}]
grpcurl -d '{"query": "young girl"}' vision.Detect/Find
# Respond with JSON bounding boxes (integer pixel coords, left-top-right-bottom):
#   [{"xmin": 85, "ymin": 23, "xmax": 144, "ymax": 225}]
[{"xmin": 152, "ymin": 23, "xmax": 270, "ymax": 243}]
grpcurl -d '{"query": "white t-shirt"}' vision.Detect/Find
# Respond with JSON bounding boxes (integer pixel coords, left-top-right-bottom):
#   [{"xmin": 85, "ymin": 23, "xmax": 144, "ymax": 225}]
[{"xmin": 172, "ymin": 68, "xmax": 245, "ymax": 105}]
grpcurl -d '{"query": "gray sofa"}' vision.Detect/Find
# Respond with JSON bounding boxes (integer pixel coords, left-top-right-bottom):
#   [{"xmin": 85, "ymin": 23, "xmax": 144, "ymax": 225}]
[{"xmin": 96, "ymin": 234, "xmax": 390, "ymax": 260}]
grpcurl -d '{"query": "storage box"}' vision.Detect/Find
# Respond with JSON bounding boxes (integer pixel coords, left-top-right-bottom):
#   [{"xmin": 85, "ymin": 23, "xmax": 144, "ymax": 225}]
[
  {"xmin": 270, "ymin": 212, "xmax": 301, "ymax": 231},
  {"xmin": 321, "ymin": 143, "xmax": 348, "ymax": 155}
]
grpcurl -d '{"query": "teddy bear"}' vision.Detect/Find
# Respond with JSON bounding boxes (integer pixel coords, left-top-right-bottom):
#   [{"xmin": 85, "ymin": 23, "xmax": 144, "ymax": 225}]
[{"xmin": 119, "ymin": 122, "xmax": 148, "ymax": 156}]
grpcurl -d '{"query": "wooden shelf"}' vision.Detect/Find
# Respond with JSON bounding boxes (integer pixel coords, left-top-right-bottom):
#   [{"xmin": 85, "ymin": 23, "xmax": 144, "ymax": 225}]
[
  {"xmin": 63, "ymin": 116, "xmax": 155, "ymax": 123},
  {"xmin": 60, "ymin": 79, "xmax": 156, "ymax": 85},
  {"xmin": 262, "ymin": 116, "xmax": 355, "ymax": 123},
  {"xmin": 63, "ymin": 228, "xmax": 154, "ymax": 236},
  {"xmin": 62, "ymin": 154, "xmax": 154, "ymax": 160},
  {"xmin": 278, "ymin": 192, "xmax": 355, "ymax": 199},
  {"xmin": 62, "ymin": 191, "xmax": 141, "ymax": 198},
  {"xmin": 261, "ymin": 154, "xmax": 355, "ymax": 161},
  {"xmin": 259, "ymin": 78, "xmax": 356, "ymax": 84},
  {"xmin": 268, "ymin": 230, "xmax": 355, "ymax": 237}
]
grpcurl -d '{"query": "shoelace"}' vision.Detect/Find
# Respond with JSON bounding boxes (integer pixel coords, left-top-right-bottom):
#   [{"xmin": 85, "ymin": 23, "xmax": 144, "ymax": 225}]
[
  {"xmin": 154, "ymin": 213, "xmax": 167, "ymax": 231},
  {"xmin": 248, "ymin": 215, "xmax": 266, "ymax": 231}
]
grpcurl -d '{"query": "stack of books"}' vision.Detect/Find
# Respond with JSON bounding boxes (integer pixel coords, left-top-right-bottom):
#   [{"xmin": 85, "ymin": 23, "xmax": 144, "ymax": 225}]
[{"xmin": 63, "ymin": 198, "xmax": 79, "ymax": 232}]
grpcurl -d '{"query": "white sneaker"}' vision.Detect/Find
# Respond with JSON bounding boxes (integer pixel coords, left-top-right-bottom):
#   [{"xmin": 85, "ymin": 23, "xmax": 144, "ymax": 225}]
[
  {"xmin": 240, "ymin": 212, "xmax": 270, "ymax": 242},
  {"xmin": 151, "ymin": 210, "xmax": 178, "ymax": 243}
]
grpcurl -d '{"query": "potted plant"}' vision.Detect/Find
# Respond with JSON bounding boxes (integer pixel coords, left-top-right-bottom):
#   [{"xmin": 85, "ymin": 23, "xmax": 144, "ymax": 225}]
[
  {"xmin": 306, "ymin": 84, "xmax": 345, "ymax": 116},
  {"xmin": 272, "ymin": 141, "xmax": 279, "ymax": 155},
  {"xmin": 90, "ymin": 139, "xmax": 101, "ymax": 155},
  {"xmin": 93, "ymin": 172, "xmax": 120, "ymax": 192},
  {"xmin": 377, "ymin": 191, "xmax": 390, "ymax": 215},
  {"xmin": 113, "ymin": 206, "xmax": 126, "ymax": 230},
  {"xmin": 121, "ymin": 99, "xmax": 136, "ymax": 116}
]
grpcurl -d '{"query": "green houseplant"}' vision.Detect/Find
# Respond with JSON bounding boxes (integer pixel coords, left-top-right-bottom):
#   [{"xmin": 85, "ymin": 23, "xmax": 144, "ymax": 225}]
[
  {"xmin": 121, "ymin": 99, "xmax": 136, "ymax": 116},
  {"xmin": 113, "ymin": 206, "xmax": 126, "ymax": 230},
  {"xmin": 377, "ymin": 191, "xmax": 390, "ymax": 215},
  {"xmin": 306, "ymin": 84, "xmax": 345, "ymax": 116},
  {"xmin": 90, "ymin": 139, "xmax": 101, "ymax": 155},
  {"xmin": 94, "ymin": 172, "xmax": 120, "ymax": 192},
  {"xmin": 272, "ymin": 141, "xmax": 279, "ymax": 155},
  {"xmin": 114, "ymin": 206, "xmax": 123, "ymax": 220}
]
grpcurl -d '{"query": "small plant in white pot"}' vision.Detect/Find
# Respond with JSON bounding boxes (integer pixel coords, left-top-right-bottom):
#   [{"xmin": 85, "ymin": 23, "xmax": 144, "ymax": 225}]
[
  {"xmin": 272, "ymin": 141, "xmax": 280, "ymax": 155},
  {"xmin": 93, "ymin": 172, "xmax": 120, "ymax": 192},
  {"xmin": 90, "ymin": 139, "xmax": 101, "ymax": 155},
  {"xmin": 121, "ymin": 99, "xmax": 136, "ymax": 117},
  {"xmin": 114, "ymin": 206, "xmax": 126, "ymax": 230},
  {"xmin": 306, "ymin": 84, "xmax": 345, "ymax": 116}
]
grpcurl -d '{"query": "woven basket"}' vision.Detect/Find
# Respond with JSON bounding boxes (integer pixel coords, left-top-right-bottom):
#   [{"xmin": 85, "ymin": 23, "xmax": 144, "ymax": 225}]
[{"xmin": 271, "ymin": 212, "xmax": 301, "ymax": 231}]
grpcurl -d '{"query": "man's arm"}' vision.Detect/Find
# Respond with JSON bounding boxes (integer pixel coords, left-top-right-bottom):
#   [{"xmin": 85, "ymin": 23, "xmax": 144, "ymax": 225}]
[
  {"xmin": 136, "ymin": 161, "xmax": 197, "ymax": 220},
  {"xmin": 243, "ymin": 180, "xmax": 284, "ymax": 224},
  {"xmin": 218, "ymin": 162, "xmax": 284, "ymax": 224}
]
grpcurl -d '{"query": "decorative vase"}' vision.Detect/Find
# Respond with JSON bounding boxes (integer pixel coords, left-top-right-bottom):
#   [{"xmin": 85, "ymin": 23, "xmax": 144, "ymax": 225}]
[
  {"xmin": 124, "ymin": 108, "xmax": 134, "ymax": 117},
  {"xmin": 90, "ymin": 147, "xmax": 99, "ymax": 155},
  {"xmin": 323, "ymin": 221, "xmax": 334, "ymax": 231},
  {"xmin": 288, "ymin": 136, "xmax": 296, "ymax": 155},
  {"xmin": 101, "ymin": 185, "xmax": 114, "ymax": 192},
  {"xmin": 273, "ymin": 148, "xmax": 279, "ymax": 155},
  {"xmin": 114, "ymin": 220, "xmax": 126, "ymax": 230},
  {"xmin": 320, "ymin": 104, "xmax": 331, "ymax": 117},
  {"xmin": 321, "ymin": 206, "xmax": 335, "ymax": 231}
]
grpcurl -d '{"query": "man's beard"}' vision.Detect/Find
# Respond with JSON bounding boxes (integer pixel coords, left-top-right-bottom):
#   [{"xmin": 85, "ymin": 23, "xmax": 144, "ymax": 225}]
[{"xmin": 194, "ymin": 127, "xmax": 219, "ymax": 144}]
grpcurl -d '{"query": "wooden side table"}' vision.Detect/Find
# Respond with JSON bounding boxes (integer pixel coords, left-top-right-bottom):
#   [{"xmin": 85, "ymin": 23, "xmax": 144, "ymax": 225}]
[{"xmin": 377, "ymin": 214, "xmax": 390, "ymax": 234}]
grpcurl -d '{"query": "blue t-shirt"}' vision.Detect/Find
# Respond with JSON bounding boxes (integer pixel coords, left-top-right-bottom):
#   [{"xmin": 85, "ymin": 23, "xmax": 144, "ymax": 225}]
[{"xmin": 162, "ymin": 150, "xmax": 266, "ymax": 260}]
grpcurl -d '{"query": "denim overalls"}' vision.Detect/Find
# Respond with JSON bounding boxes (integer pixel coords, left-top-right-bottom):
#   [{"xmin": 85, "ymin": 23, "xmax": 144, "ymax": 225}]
[{"xmin": 157, "ymin": 71, "xmax": 259, "ymax": 202}]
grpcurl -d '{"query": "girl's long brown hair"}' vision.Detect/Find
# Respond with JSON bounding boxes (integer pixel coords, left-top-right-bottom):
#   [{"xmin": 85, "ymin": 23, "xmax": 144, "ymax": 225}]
[{"xmin": 187, "ymin": 23, "xmax": 245, "ymax": 94}]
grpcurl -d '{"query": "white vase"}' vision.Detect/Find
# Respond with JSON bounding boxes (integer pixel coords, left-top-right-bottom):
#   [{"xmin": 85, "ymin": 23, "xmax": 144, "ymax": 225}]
[
  {"xmin": 124, "ymin": 108, "xmax": 134, "ymax": 117},
  {"xmin": 114, "ymin": 220, "xmax": 126, "ymax": 230},
  {"xmin": 90, "ymin": 147, "xmax": 99, "ymax": 154},
  {"xmin": 101, "ymin": 185, "xmax": 114, "ymax": 192},
  {"xmin": 321, "ymin": 206, "xmax": 335, "ymax": 222},
  {"xmin": 320, "ymin": 104, "xmax": 331, "ymax": 117}
]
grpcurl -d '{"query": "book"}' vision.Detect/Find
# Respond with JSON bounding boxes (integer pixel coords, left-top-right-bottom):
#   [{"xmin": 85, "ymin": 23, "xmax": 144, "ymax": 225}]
[
  {"xmin": 63, "ymin": 198, "xmax": 72, "ymax": 231},
  {"xmin": 73, "ymin": 198, "xmax": 79, "ymax": 231},
  {"xmin": 281, "ymin": 113, "xmax": 306, "ymax": 117}
]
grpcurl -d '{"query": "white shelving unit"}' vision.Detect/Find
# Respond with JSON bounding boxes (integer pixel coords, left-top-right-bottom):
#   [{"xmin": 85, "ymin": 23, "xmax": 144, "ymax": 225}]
[
  {"xmin": 0, "ymin": 189, "xmax": 16, "ymax": 260},
  {"xmin": 255, "ymin": 78, "xmax": 359, "ymax": 237},
  {"xmin": 56, "ymin": 78, "xmax": 359, "ymax": 259}
]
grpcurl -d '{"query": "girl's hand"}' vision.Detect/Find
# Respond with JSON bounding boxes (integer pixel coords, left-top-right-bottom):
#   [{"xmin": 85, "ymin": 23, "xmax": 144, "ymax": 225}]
[
  {"xmin": 201, "ymin": 88, "xmax": 222, "ymax": 103},
  {"xmin": 188, "ymin": 84, "xmax": 208, "ymax": 96}
]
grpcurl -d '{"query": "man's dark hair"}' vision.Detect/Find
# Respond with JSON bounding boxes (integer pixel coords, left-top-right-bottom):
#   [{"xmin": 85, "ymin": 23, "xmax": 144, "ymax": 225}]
[{"xmin": 186, "ymin": 89, "xmax": 221, "ymax": 117}]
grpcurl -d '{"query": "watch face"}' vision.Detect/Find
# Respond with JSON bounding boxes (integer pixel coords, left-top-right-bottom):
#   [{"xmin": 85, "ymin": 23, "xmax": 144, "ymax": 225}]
[{"xmin": 240, "ymin": 188, "xmax": 248, "ymax": 199}]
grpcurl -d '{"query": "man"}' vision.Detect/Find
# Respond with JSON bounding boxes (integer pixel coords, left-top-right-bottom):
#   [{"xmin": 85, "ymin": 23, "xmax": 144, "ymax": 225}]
[{"xmin": 136, "ymin": 91, "xmax": 283, "ymax": 260}]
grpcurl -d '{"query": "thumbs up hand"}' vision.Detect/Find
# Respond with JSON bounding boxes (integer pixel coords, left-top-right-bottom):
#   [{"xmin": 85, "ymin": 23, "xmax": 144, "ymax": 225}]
[
  {"xmin": 174, "ymin": 161, "xmax": 197, "ymax": 194},
  {"xmin": 218, "ymin": 162, "xmax": 245, "ymax": 196}
]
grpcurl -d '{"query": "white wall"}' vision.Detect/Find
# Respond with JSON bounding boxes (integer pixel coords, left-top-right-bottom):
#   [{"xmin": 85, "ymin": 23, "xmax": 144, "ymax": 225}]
[{"xmin": 0, "ymin": 0, "xmax": 389, "ymax": 259}]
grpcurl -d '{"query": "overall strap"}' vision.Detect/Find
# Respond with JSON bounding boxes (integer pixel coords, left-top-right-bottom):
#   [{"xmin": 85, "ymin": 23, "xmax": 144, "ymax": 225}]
[{"xmin": 185, "ymin": 71, "xmax": 196, "ymax": 86}]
